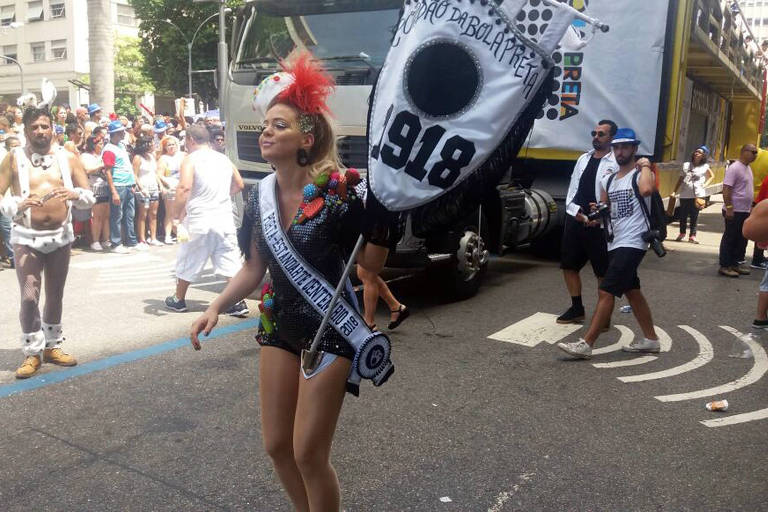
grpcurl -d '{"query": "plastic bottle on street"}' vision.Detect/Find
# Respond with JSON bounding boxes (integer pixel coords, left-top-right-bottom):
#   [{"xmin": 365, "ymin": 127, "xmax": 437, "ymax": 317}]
[{"xmin": 729, "ymin": 333, "xmax": 754, "ymax": 359}]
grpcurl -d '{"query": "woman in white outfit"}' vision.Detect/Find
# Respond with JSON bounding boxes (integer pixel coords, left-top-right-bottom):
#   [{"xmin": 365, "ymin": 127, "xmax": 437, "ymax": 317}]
[
  {"xmin": 157, "ymin": 136, "xmax": 186, "ymax": 244},
  {"xmin": 80, "ymin": 136, "xmax": 110, "ymax": 250},
  {"xmin": 132, "ymin": 136, "xmax": 163, "ymax": 247},
  {"xmin": 671, "ymin": 146, "xmax": 713, "ymax": 244}
]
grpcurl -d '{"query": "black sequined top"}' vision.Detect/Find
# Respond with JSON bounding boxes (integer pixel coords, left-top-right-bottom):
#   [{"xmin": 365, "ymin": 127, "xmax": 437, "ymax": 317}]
[{"xmin": 243, "ymin": 179, "xmax": 363, "ymax": 361}]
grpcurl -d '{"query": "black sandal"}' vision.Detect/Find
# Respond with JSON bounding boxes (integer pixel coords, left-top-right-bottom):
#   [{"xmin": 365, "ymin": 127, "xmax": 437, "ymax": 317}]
[{"xmin": 388, "ymin": 305, "xmax": 410, "ymax": 330}]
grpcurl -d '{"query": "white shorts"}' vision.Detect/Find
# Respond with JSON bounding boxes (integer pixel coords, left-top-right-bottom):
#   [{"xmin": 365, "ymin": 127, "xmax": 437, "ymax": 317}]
[
  {"xmin": 175, "ymin": 230, "xmax": 241, "ymax": 282},
  {"xmin": 761, "ymin": 269, "xmax": 768, "ymax": 293}
]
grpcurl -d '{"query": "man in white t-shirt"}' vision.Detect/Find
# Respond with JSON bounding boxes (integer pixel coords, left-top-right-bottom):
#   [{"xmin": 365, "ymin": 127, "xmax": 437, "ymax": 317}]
[
  {"xmin": 164, "ymin": 125, "xmax": 248, "ymax": 316},
  {"xmin": 557, "ymin": 128, "xmax": 661, "ymax": 359}
]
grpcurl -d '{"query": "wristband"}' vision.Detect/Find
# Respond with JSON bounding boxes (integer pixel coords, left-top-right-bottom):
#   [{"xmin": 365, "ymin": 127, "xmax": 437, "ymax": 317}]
[
  {"xmin": 72, "ymin": 187, "xmax": 96, "ymax": 209},
  {"xmin": 0, "ymin": 194, "xmax": 22, "ymax": 219},
  {"xmin": 726, "ymin": 205, "xmax": 734, "ymax": 209}
]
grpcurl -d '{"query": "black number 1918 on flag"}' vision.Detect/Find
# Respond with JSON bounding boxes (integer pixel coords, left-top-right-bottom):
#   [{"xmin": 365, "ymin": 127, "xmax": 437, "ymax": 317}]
[{"xmin": 368, "ymin": 0, "xmax": 585, "ymax": 212}]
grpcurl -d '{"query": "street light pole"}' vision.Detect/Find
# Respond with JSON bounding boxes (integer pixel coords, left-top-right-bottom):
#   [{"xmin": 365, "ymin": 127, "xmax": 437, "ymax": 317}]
[
  {"xmin": 217, "ymin": 0, "xmax": 229, "ymax": 121},
  {"xmin": 0, "ymin": 54, "xmax": 24, "ymax": 94}
]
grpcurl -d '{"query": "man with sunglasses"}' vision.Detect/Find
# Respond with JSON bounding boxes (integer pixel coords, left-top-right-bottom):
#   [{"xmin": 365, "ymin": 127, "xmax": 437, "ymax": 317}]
[
  {"xmin": 718, "ymin": 144, "xmax": 757, "ymax": 277},
  {"xmin": 557, "ymin": 119, "xmax": 618, "ymax": 325}
]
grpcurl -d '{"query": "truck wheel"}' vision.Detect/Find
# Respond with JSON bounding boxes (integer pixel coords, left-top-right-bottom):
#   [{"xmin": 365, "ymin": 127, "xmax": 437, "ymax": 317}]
[{"xmin": 446, "ymin": 226, "xmax": 489, "ymax": 299}]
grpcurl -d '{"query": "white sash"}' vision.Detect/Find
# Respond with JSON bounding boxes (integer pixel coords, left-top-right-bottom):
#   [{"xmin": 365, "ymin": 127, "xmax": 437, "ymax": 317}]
[{"xmin": 258, "ymin": 174, "xmax": 394, "ymax": 389}]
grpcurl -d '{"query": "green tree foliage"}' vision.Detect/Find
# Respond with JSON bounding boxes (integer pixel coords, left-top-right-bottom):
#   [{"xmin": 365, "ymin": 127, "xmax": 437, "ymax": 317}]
[
  {"xmin": 115, "ymin": 36, "xmax": 155, "ymax": 115},
  {"xmin": 128, "ymin": 0, "xmax": 242, "ymax": 106}
]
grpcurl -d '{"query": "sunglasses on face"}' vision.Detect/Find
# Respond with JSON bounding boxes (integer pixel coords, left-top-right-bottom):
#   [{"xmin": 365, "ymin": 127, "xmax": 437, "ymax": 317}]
[
  {"xmin": 747, "ymin": 149, "xmax": 758, "ymax": 154},
  {"xmin": 591, "ymin": 131, "xmax": 607, "ymax": 138}
]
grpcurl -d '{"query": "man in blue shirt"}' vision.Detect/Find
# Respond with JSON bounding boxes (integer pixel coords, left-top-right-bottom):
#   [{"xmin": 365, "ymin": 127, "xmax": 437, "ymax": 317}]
[{"xmin": 103, "ymin": 120, "xmax": 137, "ymax": 253}]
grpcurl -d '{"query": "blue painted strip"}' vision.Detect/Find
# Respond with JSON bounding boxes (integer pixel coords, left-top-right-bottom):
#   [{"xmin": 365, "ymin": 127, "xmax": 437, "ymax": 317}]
[{"xmin": 0, "ymin": 318, "xmax": 260, "ymax": 399}]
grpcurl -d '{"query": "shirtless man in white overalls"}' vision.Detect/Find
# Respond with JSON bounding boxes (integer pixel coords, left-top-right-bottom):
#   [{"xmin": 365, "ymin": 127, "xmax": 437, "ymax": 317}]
[{"xmin": 0, "ymin": 107, "xmax": 94, "ymax": 378}]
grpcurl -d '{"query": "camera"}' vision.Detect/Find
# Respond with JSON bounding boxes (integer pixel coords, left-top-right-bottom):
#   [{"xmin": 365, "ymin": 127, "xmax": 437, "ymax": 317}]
[
  {"xmin": 587, "ymin": 202, "xmax": 609, "ymax": 221},
  {"xmin": 642, "ymin": 230, "xmax": 667, "ymax": 257}
]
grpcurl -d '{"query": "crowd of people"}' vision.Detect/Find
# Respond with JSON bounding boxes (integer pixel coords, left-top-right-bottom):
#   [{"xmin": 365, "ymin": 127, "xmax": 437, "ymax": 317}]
[{"xmin": 0, "ymin": 102, "xmax": 227, "ymax": 267}]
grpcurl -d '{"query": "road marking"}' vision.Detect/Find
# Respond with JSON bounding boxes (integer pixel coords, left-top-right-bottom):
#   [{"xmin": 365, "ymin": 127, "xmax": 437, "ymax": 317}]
[
  {"xmin": 593, "ymin": 356, "xmax": 657, "ymax": 368},
  {"xmin": 618, "ymin": 325, "xmax": 712, "ymax": 383},
  {"xmin": 656, "ymin": 326, "xmax": 768, "ymax": 402},
  {"xmin": 592, "ymin": 325, "xmax": 634, "ymax": 355},
  {"xmin": 69, "ymin": 252, "xmax": 166, "ymax": 269},
  {"xmin": 701, "ymin": 408, "xmax": 768, "ymax": 428},
  {"xmin": 487, "ymin": 473, "xmax": 534, "ymax": 512},
  {"xmin": 98, "ymin": 267, "xmax": 176, "ymax": 278},
  {"xmin": 91, "ymin": 280, "xmax": 227, "ymax": 295},
  {"xmin": 487, "ymin": 312, "xmax": 581, "ymax": 347},
  {"xmin": 592, "ymin": 326, "xmax": 672, "ymax": 368},
  {"xmin": 0, "ymin": 318, "xmax": 260, "ymax": 398}
]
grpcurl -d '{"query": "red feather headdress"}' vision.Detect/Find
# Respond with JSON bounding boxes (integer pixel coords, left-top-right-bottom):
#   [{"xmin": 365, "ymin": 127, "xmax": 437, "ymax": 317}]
[{"xmin": 277, "ymin": 52, "xmax": 335, "ymax": 116}]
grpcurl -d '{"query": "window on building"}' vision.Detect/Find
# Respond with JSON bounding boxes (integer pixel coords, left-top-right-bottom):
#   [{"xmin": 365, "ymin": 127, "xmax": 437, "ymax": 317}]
[
  {"xmin": 50, "ymin": 1, "xmax": 65, "ymax": 18},
  {"xmin": 2, "ymin": 44, "xmax": 16, "ymax": 64},
  {"xmin": 27, "ymin": 1, "xmax": 43, "ymax": 22},
  {"xmin": 0, "ymin": 5, "xmax": 15, "ymax": 26},
  {"xmin": 116, "ymin": 3, "xmax": 135, "ymax": 26},
  {"xmin": 31, "ymin": 41, "xmax": 45, "ymax": 62},
  {"xmin": 50, "ymin": 39, "xmax": 66, "ymax": 60}
]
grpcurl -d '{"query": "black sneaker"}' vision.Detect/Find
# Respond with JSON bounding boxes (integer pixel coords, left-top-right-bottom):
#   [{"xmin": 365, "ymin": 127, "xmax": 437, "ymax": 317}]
[
  {"xmin": 556, "ymin": 306, "xmax": 585, "ymax": 324},
  {"xmin": 165, "ymin": 295, "xmax": 188, "ymax": 312},
  {"xmin": 225, "ymin": 300, "xmax": 249, "ymax": 318},
  {"xmin": 752, "ymin": 319, "xmax": 768, "ymax": 330}
]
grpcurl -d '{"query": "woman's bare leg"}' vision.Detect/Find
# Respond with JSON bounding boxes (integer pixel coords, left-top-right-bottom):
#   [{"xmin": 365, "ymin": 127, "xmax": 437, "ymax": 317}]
[
  {"xmin": 148, "ymin": 201, "xmax": 159, "ymax": 241},
  {"xmin": 259, "ymin": 347, "xmax": 309, "ymax": 512},
  {"xmin": 136, "ymin": 201, "xmax": 147, "ymax": 243},
  {"xmin": 163, "ymin": 196, "xmax": 175, "ymax": 239},
  {"xmin": 293, "ymin": 356, "xmax": 351, "ymax": 512},
  {"xmin": 356, "ymin": 265, "xmax": 380, "ymax": 327},
  {"xmin": 95, "ymin": 203, "xmax": 110, "ymax": 244}
]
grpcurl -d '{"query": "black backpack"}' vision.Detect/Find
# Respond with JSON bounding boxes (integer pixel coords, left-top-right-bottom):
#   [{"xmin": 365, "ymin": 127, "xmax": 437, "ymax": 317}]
[{"xmin": 605, "ymin": 170, "xmax": 667, "ymax": 241}]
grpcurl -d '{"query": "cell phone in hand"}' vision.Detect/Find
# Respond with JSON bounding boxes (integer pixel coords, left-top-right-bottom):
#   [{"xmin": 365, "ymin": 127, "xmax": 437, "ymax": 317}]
[{"xmin": 39, "ymin": 191, "xmax": 57, "ymax": 203}]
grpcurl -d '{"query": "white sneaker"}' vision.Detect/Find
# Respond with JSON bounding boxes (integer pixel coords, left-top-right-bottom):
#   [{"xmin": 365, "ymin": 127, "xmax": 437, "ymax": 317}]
[
  {"xmin": 90, "ymin": 242, "xmax": 103, "ymax": 251},
  {"xmin": 622, "ymin": 337, "xmax": 661, "ymax": 353},
  {"xmin": 112, "ymin": 244, "xmax": 131, "ymax": 254},
  {"xmin": 135, "ymin": 243, "xmax": 149, "ymax": 251},
  {"xmin": 557, "ymin": 339, "xmax": 592, "ymax": 359},
  {"xmin": 164, "ymin": 236, "xmax": 174, "ymax": 245},
  {"xmin": 149, "ymin": 239, "xmax": 164, "ymax": 247}
]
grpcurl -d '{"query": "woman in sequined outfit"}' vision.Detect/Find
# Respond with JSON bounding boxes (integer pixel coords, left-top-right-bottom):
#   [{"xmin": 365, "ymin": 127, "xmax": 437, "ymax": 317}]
[{"xmin": 188, "ymin": 55, "xmax": 362, "ymax": 511}]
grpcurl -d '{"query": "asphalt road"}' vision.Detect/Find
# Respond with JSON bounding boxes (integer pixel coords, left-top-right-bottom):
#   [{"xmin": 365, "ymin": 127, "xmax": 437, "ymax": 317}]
[{"xmin": 0, "ymin": 202, "xmax": 766, "ymax": 511}]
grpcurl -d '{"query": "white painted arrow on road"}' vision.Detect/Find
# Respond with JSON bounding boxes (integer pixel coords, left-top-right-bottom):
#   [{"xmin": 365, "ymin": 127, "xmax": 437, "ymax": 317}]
[{"xmin": 487, "ymin": 312, "xmax": 581, "ymax": 347}]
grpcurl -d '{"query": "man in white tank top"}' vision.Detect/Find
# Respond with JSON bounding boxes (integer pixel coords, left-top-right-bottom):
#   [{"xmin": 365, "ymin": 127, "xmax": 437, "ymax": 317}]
[
  {"xmin": 164, "ymin": 125, "xmax": 248, "ymax": 316},
  {"xmin": 0, "ymin": 107, "xmax": 95, "ymax": 378}
]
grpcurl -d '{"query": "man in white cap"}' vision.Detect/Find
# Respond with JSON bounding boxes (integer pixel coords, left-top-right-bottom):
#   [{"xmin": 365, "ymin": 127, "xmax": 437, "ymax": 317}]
[
  {"xmin": 103, "ymin": 120, "xmax": 137, "ymax": 253},
  {"xmin": 557, "ymin": 128, "xmax": 661, "ymax": 359}
]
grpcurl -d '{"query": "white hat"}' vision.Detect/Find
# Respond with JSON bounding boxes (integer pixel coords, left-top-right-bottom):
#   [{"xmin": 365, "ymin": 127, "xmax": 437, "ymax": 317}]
[{"xmin": 252, "ymin": 72, "xmax": 293, "ymax": 118}]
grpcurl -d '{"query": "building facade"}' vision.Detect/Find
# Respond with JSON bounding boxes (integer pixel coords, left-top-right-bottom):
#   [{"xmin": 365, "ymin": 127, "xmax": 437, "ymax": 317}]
[{"xmin": 0, "ymin": 0, "xmax": 137, "ymax": 107}]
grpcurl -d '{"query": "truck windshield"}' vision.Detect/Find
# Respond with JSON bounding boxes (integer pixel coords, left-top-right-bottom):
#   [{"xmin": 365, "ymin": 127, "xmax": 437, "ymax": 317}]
[{"xmin": 233, "ymin": 6, "xmax": 400, "ymax": 80}]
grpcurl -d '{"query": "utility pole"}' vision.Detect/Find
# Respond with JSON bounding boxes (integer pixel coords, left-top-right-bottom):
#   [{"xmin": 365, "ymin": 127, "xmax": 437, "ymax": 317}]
[{"xmin": 217, "ymin": 0, "xmax": 228, "ymax": 121}]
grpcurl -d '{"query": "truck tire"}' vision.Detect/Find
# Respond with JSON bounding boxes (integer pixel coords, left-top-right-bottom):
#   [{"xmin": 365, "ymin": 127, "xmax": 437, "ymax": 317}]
[{"xmin": 447, "ymin": 225, "xmax": 489, "ymax": 299}]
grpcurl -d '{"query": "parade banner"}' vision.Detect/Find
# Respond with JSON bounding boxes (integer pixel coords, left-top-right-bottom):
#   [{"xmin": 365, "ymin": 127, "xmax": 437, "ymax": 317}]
[
  {"xmin": 527, "ymin": 0, "xmax": 670, "ymax": 155},
  {"xmin": 368, "ymin": 0, "xmax": 579, "ymax": 211}
]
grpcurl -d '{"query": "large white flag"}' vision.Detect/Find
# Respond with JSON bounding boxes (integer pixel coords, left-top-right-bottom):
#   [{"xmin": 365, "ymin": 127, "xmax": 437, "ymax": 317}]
[{"xmin": 368, "ymin": 0, "xmax": 581, "ymax": 212}]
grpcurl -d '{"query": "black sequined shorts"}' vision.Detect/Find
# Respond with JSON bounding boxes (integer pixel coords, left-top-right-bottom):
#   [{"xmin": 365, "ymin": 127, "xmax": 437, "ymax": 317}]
[{"xmin": 256, "ymin": 331, "xmax": 356, "ymax": 362}]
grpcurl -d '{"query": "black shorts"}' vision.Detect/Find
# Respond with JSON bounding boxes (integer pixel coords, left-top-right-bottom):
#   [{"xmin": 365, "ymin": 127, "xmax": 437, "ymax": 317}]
[
  {"xmin": 362, "ymin": 183, "xmax": 403, "ymax": 250},
  {"xmin": 560, "ymin": 216, "xmax": 608, "ymax": 277},
  {"xmin": 95, "ymin": 196, "xmax": 110, "ymax": 204},
  {"xmin": 599, "ymin": 247, "xmax": 646, "ymax": 297}
]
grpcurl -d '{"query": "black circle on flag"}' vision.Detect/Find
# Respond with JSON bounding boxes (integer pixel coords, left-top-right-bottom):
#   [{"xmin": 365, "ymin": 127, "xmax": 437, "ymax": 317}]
[{"xmin": 404, "ymin": 40, "xmax": 482, "ymax": 120}]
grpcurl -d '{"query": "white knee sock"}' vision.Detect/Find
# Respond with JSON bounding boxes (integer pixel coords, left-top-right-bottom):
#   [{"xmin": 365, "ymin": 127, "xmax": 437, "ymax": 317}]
[
  {"xmin": 21, "ymin": 331, "xmax": 45, "ymax": 356},
  {"xmin": 41, "ymin": 322, "xmax": 64, "ymax": 349}
]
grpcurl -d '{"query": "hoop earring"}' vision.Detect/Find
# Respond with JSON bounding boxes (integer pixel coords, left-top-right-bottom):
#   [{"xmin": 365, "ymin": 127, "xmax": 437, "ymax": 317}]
[{"xmin": 297, "ymin": 149, "xmax": 309, "ymax": 167}]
